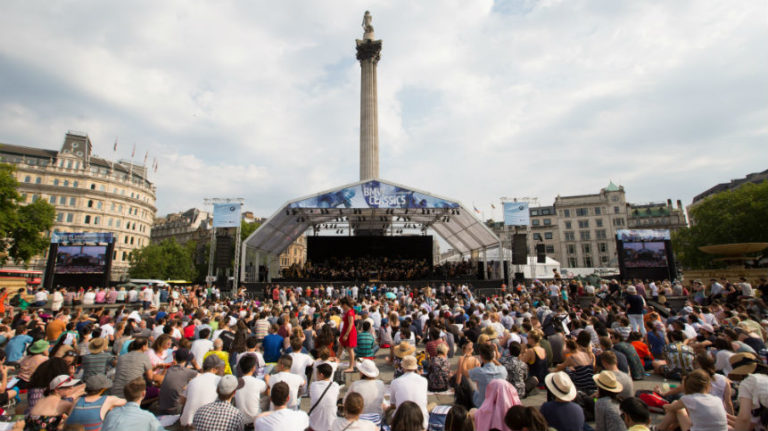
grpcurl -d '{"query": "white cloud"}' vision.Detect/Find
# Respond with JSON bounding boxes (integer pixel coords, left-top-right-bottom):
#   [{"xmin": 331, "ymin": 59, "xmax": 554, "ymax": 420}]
[{"xmin": 0, "ymin": 0, "xmax": 765, "ymax": 219}]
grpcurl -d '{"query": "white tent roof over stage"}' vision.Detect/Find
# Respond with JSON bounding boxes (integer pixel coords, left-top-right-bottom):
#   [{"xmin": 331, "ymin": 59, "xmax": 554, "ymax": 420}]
[{"xmin": 242, "ymin": 178, "xmax": 500, "ymax": 256}]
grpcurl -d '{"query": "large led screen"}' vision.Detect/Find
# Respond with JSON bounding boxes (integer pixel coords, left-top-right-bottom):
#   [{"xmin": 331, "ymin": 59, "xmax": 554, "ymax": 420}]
[
  {"xmin": 622, "ymin": 241, "xmax": 668, "ymax": 268},
  {"xmin": 55, "ymin": 245, "xmax": 109, "ymax": 274}
]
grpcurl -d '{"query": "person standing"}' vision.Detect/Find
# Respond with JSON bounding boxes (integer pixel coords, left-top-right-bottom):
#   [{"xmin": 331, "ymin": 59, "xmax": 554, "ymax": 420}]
[
  {"xmin": 625, "ymin": 286, "xmax": 646, "ymax": 335},
  {"xmin": 339, "ymin": 297, "xmax": 358, "ymax": 372}
]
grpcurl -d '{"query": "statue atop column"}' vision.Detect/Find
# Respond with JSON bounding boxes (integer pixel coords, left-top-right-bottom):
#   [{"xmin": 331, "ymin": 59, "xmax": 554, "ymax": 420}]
[{"xmin": 362, "ymin": 11, "xmax": 375, "ymax": 40}]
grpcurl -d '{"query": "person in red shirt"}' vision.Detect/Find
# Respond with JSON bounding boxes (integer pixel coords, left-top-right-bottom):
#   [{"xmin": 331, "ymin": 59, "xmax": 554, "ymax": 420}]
[
  {"xmin": 339, "ymin": 297, "xmax": 357, "ymax": 372},
  {"xmin": 628, "ymin": 331, "xmax": 654, "ymax": 369}
]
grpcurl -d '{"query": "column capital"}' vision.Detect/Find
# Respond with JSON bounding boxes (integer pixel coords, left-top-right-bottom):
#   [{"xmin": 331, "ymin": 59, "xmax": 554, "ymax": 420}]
[{"xmin": 356, "ymin": 39, "xmax": 382, "ymax": 63}]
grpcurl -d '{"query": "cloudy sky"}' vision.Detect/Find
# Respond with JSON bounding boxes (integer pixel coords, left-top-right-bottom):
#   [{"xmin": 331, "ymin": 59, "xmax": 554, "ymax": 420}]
[{"xmin": 1, "ymin": 0, "xmax": 766, "ymax": 219}]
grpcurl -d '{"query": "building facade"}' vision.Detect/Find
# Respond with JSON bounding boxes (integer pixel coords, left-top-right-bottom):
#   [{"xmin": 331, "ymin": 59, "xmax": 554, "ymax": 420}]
[
  {"xmin": 528, "ymin": 205, "xmax": 562, "ymax": 264},
  {"xmin": 279, "ymin": 235, "xmax": 306, "ymax": 270},
  {"xmin": 627, "ymin": 200, "xmax": 687, "ymax": 232},
  {"xmin": 151, "ymin": 208, "xmax": 211, "ymax": 245},
  {"xmin": 554, "ymin": 182, "xmax": 627, "ymax": 268},
  {"xmin": 0, "ymin": 131, "xmax": 157, "ymax": 280},
  {"xmin": 691, "ymin": 168, "xmax": 768, "ymax": 206}
]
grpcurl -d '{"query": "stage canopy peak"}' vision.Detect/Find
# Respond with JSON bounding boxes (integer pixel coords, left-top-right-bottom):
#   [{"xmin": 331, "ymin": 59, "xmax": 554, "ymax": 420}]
[{"xmin": 242, "ymin": 178, "xmax": 500, "ymax": 256}]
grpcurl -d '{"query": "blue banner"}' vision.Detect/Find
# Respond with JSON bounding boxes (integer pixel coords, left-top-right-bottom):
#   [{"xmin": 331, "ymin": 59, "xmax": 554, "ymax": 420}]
[
  {"xmin": 289, "ymin": 180, "xmax": 459, "ymax": 209},
  {"xmin": 503, "ymin": 202, "xmax": 529, "ymax": 226},
  {"xmin": 213, "ymin": 203, "xmax": 242, "ymax": 228}
]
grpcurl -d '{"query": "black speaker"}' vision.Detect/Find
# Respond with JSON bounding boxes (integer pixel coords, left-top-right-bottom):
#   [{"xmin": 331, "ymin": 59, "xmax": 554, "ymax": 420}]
[
  {"xmin": 512, "ymin": 233, "xmax": 528, "ymax": 264},
  {"xmin": 536, "ymin": 243, "xmax": 546, "ymax": 263},
  {"xmin": 215, "ymin": 235, "xmax": 233, "ymax": 268}
]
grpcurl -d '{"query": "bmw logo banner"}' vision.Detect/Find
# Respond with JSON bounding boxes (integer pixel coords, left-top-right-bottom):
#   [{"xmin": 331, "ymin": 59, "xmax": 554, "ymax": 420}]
[{"xmin": 213, "ymin": 203, "xmax": 242, "ymax": 228}]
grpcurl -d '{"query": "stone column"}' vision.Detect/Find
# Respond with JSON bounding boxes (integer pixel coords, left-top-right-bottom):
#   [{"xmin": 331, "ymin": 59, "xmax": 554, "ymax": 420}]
[{"xmin": 356, "ymin": 37, "xmax": 382, "ymax": 180}]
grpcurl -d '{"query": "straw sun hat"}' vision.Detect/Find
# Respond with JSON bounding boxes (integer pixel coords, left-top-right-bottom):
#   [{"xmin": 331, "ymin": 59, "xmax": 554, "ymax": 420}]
[
  {"xmin": 394, "ymin": 342, "xmax": 416, "ymax": 358},
  {"xmin": 544, "ymin": 371, "xmax": 577, "ymax": 401},
  {"xmin": 593, "ymin": 370, "xmax": 624, "ymax": 393}
]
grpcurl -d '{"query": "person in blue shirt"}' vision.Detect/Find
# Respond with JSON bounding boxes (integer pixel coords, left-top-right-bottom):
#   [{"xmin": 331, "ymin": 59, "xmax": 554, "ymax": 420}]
[
  {"xmin": 262, "ymin": 324, "xmax": 284, "ymax": 363},
  {"xmin": 102, "ymin": 377, "xmax": 165, "ymax": 431},
  {"xmin": 4, "ymin": 326, "xmax": 33, "ymax": 363}
]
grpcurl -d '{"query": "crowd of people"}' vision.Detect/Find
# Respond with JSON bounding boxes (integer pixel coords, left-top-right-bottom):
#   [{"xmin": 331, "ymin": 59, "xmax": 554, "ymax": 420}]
[
  {"xmin": 0, "ymin": 275, "xmax": 765, "ymax": 430},
  {"xmin": 280, "ymin": 258, "xmax": 476, "ymax": 282}
]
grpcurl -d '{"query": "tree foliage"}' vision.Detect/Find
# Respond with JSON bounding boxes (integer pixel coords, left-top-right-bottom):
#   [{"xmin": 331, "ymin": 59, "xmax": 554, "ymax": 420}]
[
  {"xmin": 672, "ymin": 181, "xmax": 768, "ymax": 269},
  {"xmin": 0, "ymin": 163, "xmax": 56, "ymax": 264},
  {"xmin": 129, "ymin": 238, "xmax": 197, "ymax": 280},
  {"xmin": 241, "ymin": 219, "xmax": 261, "ymax": 241}
]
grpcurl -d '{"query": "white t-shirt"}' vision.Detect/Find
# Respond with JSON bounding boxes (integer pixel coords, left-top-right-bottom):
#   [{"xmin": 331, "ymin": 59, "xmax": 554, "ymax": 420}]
[
  {"xmin": 345, "ymin": 379, "xmax": 386, "ymax": 415},
  {"xmin": 190, "ymin": 339, "xmax": 213, "ymax": 365},
  {"xmin": 389, "ymin": 372, "xmax": 429, "ymax": 429},
  {"xmin": 714, "ymin": 350, "xmax": 734, "ymax": 375},
  {"xmin": 235, "ymin": 375, "xmax": 267, "ymax": 423},
  {"xmin": 681, "ymin": 393, "xmax": 728, "ymax": 431},
  {"xmin": 268, "ymin": 371, "xmax": 305, "ymax": 409},
  {"xmin": 100, "ymin": 324, "xmax": 115, "ymax": 339},
  {"xmin": 290, "ymin": 352, "xmax": 314, "ymax": 394},
  {"xmin": 254, "ymin": 408, "xmax": 309, "ymax": 431},
  {"xmin": 309, "ymin": 380, "xmax": 340, "ymax": 431},
  {"xmin": 180, "ymin": 372, "xmax": 221, "ymax": 425},
  {"xmin": 331, "ymin": 417, "xmax": 378, "ymax": 431}
]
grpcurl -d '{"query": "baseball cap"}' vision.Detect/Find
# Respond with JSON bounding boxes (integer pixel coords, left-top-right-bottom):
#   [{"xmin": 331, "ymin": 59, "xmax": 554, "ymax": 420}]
[{"xmin": 217, "ymin": 375, "xmax": 245, "ymax": 394}]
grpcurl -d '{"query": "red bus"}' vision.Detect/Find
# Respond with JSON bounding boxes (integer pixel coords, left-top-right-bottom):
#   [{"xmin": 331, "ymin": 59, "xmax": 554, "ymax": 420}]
[{"xmin": 0, "ymin": 268, "xmax": 43, "ymax": 287}]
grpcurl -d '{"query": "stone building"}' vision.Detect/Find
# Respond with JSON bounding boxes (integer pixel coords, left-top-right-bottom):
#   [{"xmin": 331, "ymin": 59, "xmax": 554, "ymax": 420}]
[
  {"xmin": 0, "ymin": 131, "xmax": 157, "ymax": 280},
  {"xmin": 627, "ymin": 200, "xmax": 688, "ymax": 232},
  {"xmin": 528, "ymin": 205, "xmax": 562, "ymax": 264},
  {"xmin": 691, "ymin": 168, "xmax": 768, "ymax": 206},
  {"xmin": 151, "ymin": 208, "xmax": 211, "ymax": 245},
  {"xmin": 554, "ymin": 182, "xmax": 627, "ymax": 268},
  {"xmin": 279, "ymin": 235, "xmax": 306, "ymax": 270}
]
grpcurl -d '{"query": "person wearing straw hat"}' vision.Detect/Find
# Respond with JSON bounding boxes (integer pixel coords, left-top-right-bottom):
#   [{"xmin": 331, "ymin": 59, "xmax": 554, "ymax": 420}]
[
  {"xmin": 540, "ymin": 371, "xmax": 583, "ymax": 431},
  {"xmin": 729, "ymin": 352, "xmax": 768, "ymax": 431},
  {"xmin": 81, "ymin": 337, "xmax": 115, "ymax": 379},
  {"xmin": 392, "ymin": 341, "xmax": 416, "ymax": 378},
  {"xmin": 389, "ymin": 355, "xmax": 429, "ymax": 430},
  {"xmin": 593, "ymin": 370, "xmax": 626, "ymax": 431}
]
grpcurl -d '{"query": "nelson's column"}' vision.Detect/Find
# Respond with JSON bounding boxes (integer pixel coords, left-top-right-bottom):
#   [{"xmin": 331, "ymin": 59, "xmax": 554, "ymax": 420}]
[{"xmin": 357, "ymin": 11, "xmax": 382, "ymax": 181}]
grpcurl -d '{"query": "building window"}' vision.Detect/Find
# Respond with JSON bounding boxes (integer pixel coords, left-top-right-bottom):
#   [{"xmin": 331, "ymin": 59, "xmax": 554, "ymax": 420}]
[
  {"xmin": 53, "ymin": 179, "xmax": 59, "ymax": 186},
  {"xmin": 66, "ymin": 213, "xmax": 73, "ymax": 222},
  {"xmin": 35, "ymin": 177, "xmax": 41, "ymax": 184},
  {"xmin": 130, "ymin": 237, "xmax": 134, "ymax": 245},
  {"xmin": 563, "ymin": 209, "xmax": 571, "ymax": 217},
  {"xmin": 73, "ymin": 181, "xmax": 78, "ymax": 187},
  {"xmin": 24, "ymin": 176, "xmax": 31, "ymax": 183},
  {"xmin": 122, "ymin": 252, "xmax": 127, "ymax": 261},
  {"xmin": 56, "ymin": 213, "xmax": 64, "ymax": 222},
  {"xmin": 69, "ymin": 197, "xmax": 76, "ymax": 206},
  {"xmin": 94, "ymin": 216, "xmax": 100, "ymax": 225},
  {"xmin": 564, "ymin": 231, "xmax": 575, "ymax": 241},
  {"xmin": 578, "ymin": 220, "xmax": 589, "ymax": 228},
  {"xmin": 596, "ymin": 218, "xmax": 603, "ymax": 227},
  {"xmin": 100, "ymin": 185, "xmax": 105, "ymax": 191},
  {"xmin": 88, "ymin": 200, "xmax": 93, "ymax": 208},
  {"xmin": 567, "ymin": 244, "xmax": 576, "ymax": 254},
  {"xmin": 580, "ymin": 231, "xmax": 591, "ymax": 240},
  {"xmin": 116, "ymin": 220, "xmax": 121, "ymax": 228},
  {"xmin": 544, "ymin": 232, "xmax": 553, "ymax": 240},
  {"xmin": 611, "ymin": 195, "xmax": 619, "ymax": 202},
  {"xmin": 576, "ymin": 208, "xmax": 588, "ymax": 217},
  {"xmin": 564, "ymin": 221, "xmax": 572, "ymax": 229},
  {"xmin": 601, "ymin": 255, "xmax": 608, "ymax": 263},
  {"xmin": 584, "ymin": 256, "xmax": 593, "ymax": 267},
  {"xmin": 545, "ymin": 245, "xmax": 555, "ymax": 253},
  {"xmin": 542, "ymin": 208, "xmax": 552, "ymax": 215},
  {"xmin": 124, "ymin": 236, "xmax": 128, "ymax": 244},
  {"xmin": 594, "ymin": 207, "xmax": 601, "ymax": 215},
  {"xmin": 59, "ymin": 196, "xmax": 66, "ymax": 205},
  {"xmin": 63, "ymin": 180, "xmax": 69, "ymax": 187},
  {"xmin": 91, "ymin": 184, "xmax": 96, "ymax": 190},
  {"xmin": 530, "ymin": 209, "xmax": 539, "ymax": 216},
  {"xmin": 614, "ymin": 206, "xmax": 620, "ymax": 214},
  {"xmin": 111, "ymin": 203, "xmax": 116, "ymax": 211},
  {"xmin": 84, "ymin": 215, "xmax": 91, "ymax": 224},
  {"xmin": 67, "ymin": 160, "xmax": 73, "ymax": 169},
  {"xmin": 532, "ymin": 219, "xmax": 540, "ymax": 226},
  {"xmin": 599, "ymin": 242, "xmax": 607, "ymax": 253},
  {"xmin": 49, "ymin": 196, "xmax": 56, "ymax": 204},
  {"xmin": 583, "ymin": 244, "xmax": 591, "ymax": 253},
  {"xmin": 97, "ymin": 201, "xmax": 102, "ymax": 209},
  {"xmin": 533, "ymin": 233, "xmax": 542, "ymax": 240},
  {"xmin": 596, "ymin": 229, "xmax": 607, "ymax": 239},
  {"xmin": 568, "ymin": 257, "xmax": 577, "ymax": 267},
  {"xmin": 543, "ymin": 218, "xmax": 551, "ymax": 225},
  {"xmin": 108, "ymin": 218, "xmax": 113, "ymax": 227},
  {"xmin": 613, "ymin": 218, "xmax": 625, "ymax": 227}
]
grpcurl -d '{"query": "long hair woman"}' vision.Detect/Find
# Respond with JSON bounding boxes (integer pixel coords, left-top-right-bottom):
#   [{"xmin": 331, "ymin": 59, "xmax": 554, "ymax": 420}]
[
  {"xmin": 504, "ymin": 405, "xmax": 549, "ymax": 431},
  {"xmin": 392, "ymin": 401, "xmax": 425, "ymax": 431}
]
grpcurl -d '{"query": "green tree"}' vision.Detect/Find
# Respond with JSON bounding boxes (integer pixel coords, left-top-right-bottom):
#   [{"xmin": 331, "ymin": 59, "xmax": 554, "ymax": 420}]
[
  {"xmin": 0, "ymin": 163, "xmax": 56, "ymax": 264},
  {"xmin": 241, "ymin": 219, "xmax": 261, "ymax": 241},
  {"xmin": 129, "ymin": 238, "xmax": 196, "ymax": 280},
  {"xmin": 672, "ymin": 181, "xmax": 768, "ymax": 269}
]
